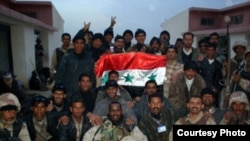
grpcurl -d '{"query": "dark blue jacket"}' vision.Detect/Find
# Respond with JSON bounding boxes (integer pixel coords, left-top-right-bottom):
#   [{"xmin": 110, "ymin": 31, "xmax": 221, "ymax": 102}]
[
  {"xmin": 23, "ymin": 113, "xmax": 59, "ymax": 141},
  {"xmin": 58, "ymin": 115, "xmax": 92, "ymax": 141}
]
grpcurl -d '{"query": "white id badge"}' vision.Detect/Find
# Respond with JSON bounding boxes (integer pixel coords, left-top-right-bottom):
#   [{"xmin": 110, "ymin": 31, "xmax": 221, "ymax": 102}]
[{"xmin": 157, "ymin": 125, "xmax": 167, "ymax": 133}]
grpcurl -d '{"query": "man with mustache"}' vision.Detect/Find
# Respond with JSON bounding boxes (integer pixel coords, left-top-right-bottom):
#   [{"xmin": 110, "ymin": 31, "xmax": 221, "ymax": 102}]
[
  {"xmin": 134, "ymin": 80, "xmax": 171, "ymax": 121},
  {"xmin": 201, "ymin": 88, "xmax": 224, "ymax": 124},
  {"xmin": 138, "ymin": 93, "xmax": 186, "ymax": 141},
  {"xmin": 0, "ymin": 93, "xmax": 31, "ymax": 141},
  {"xmin": 83, "ymin": 101, "xmax": 147, "ymax": 141},
  {"xmin": 176, "ymin": 32, "xmax": 200, "ymax": 65},
  {"xmin": 175, "ymin": 95, "xmax": 216, "ymax": 125},
  {"xmin": 220, "ymin": 91, "xmax": 250, "ymax": 125}
]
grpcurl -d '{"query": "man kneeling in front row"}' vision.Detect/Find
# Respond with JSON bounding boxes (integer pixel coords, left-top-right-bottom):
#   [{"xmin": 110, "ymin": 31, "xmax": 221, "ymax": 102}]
[{"xmin": 83, "ymin": 101, "xmax": 147, "ymax": 141}]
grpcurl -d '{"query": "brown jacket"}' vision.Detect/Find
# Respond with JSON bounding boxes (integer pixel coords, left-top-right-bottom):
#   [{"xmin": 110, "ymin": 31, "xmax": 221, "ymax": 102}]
[{"xmin": 168, "ymin": 72, "xmax": 206, "ymax": 109}]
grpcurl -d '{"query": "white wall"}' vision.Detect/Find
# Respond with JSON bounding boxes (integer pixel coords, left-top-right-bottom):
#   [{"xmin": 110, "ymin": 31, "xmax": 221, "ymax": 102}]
[
  {"xmin": 11, "ymin": 25, "xmax": 36, "ymax": 88},
  {"xmin": 45, "ymin": 5, "xmax": 64, "ymax": 68},
  {"xmin": 161, "ymin": 9, "xmax": 189, "ymax": 45}
]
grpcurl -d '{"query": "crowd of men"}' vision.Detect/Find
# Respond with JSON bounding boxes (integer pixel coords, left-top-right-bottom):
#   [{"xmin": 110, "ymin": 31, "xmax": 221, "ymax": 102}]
[{"xmin": 0, "ymin": 17, "xmax": 250, "ymax": 141}]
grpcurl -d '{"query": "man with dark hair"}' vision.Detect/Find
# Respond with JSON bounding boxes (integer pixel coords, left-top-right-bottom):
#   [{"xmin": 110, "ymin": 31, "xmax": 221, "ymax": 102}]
[
  {"xmin": 90, "ymin": 33, "xmax": 109, "ymax": 62},
  {"xmin": 59, "ymin": 96, "xmax": 92, "ymax": 141},
  {"xmin": 73, "ymin": 73, "xmax": 96, "ymax": 112},
  {"xmin": 83, "ymin": 101, "xmax": 147, "ymax": 141},
  {"xmin": 174, "ymin": 38, "xmax": 184, "ymax": 49},
  {"xmin": 197, "ymin": 43, "xmax": 223, "ymax": 107},
  {"xmin": 197, "ymin": 38, "xmax": 208, "ymax": 61},
  {"xmin": 113, "ymin": 35, "xmax": 126, "ymax": 53},
  {"xmin": 93, "ymin": 80, "xmax": 137, "ymax": 124},
  {"xmin": 74, "ymin": 22, "xmax": 107, "ymax": 62},
  {"xmin": 50, "ymin": 33, "xmax": 73, "ymax": 78},
  {"xmin": 201, "ymin": 88, "xmax": 224, "ymax": 124},
  {"xmin": 103, "ymin": 16, "xmax": 116, "ymax": 51},
  {"xmin": 24, "ymin": 95, "xmax": 59, "ymax": 141},
  {"xmin": 55, "ymin": 35, "xmax": 95, "ymax": 103},
  {"xmin": 134, "ymin": 80, "xmax": 171, "ymax": 120},
  {"xmin": 123, "ymin": 29, "xmax": 134, "ymax": 51},
  {"xmin": 71, "ymin": 73, "xmax": 103, "ymax": 126},
  {"xmin": 148, "ymin": 37, "xmax": 164, "ymax": 55},
  {"xmin": 176, "ymin": 32, "xmax": 199, "ymax": 65},
  {"xmin": 168, "ymin": 61, "xmax": 206, "ymax": 109},
  {"xmin": 47, "ymin": 84, "xmax": 70, "ymax": 121},
  {"xmin": 208, "ymin": 32, "xmax": 226, "ymax": 63},
  {"xmin": 208, "ymin": 32, "xmax": 219, "ymax": 44},
  {"xmin": 96, "ymin": 70, "xmax": 132, "ymax": 103},
  {"xmin": 164, "ymin": 45, "xmax": 183, "ymax": 98},
  {"xmin": 159, "ymin": 30, "xmax": 170, "ymax": 53},
  {"xmin": 174, "ymin": 95, "xmax": 216, "ymax": 125},
  {"xmin": 127, "ymin": 28, "xmax": 149, "ymax": 53},
  {"xmin": 139, "ymin": 93, "xmax": 185, "ymax": 141},
  {"xmin": 86, "ymin": 30, "xmax": 93, "ymax": 46}
]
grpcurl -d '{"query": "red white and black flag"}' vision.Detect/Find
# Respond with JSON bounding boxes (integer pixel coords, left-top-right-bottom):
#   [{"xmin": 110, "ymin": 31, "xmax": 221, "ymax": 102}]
[{"xmin": 95, "ymin": 52, "xmax": 167, "ymax": 86}]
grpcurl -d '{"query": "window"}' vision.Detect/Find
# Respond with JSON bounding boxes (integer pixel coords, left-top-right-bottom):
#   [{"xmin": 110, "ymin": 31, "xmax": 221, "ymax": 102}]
[
  {"xmin": 230, "ymin": 15, "xmax": 243, "ymax": 25},
  {"xmin": 200, "ymin": 18, "xmax": 214, "ymax": 26}
]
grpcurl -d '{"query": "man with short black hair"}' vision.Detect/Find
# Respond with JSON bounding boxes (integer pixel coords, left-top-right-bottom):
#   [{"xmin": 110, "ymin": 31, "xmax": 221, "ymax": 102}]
[
  {"xmin": 127, "ymin": 28, "xmax": 149, "ymax": 53},
  {"xmin": 84, "ymin": 101, "xmax": 147, "ymax": 141},
  {"xmin": 123, "ymin": 29, "xmax": 134, "ymax": 51},
  {"xmin": 55, "ymin": 35, "xmax": 95, "ymax": 103},
  {"xmin": 95, "ymin": 70, "xmax": 132, "ymax": 103},
  {"xmin": 174, "ymin": 95, "xmax": 216, "ymax": 125},
  {"xmin": 197, "ymin": 43, "xmax": 223, "ymax": 106},
  {"xmin": 168, "ymin": 61, "xmax": 206, "ymax": 109},
  {"xmin": 50, "ymin": 33, "xmax": 73, "ymax": 78},
  {"xmin": 176, "ymin": 32, "xmax": 200, "ymax": 65},
  {"xmin": 139, "ymin": 93, "xmax": 185, "ymax": 141},
  {"xmin": 113, "ymin": 35, "xmax": 126, "ymax": 53},
  {"xmin": 148, "ymin": 37, "xmax": 164, "ymax": 55},
  {"xmin": 103, "ymin": 16, "xmax": 116, "ymax": 51},
  {"xmin": 93, "ymin": 80, "xmax": 137, "ymax": 124},
  {"xmin": 59, "ymin": 96, "xmax": 92, "ymax": 141},
  {"xmin": 159, "ymin": 30, "xmax": 170, "ymax": 53},
  {"xmin": 73, "ymin": 73, "xmax": 96, "ymax": 112},
  {"xmin": 197, "ymin": 38, "xmax": 208, "ymax": 61},
  {"xmin": 134, "ymin": 80, "xmax": 171, "ymax": 120},
  {"xmin": 24, "ymin": 95, "xmax": 59, "ymax": 141},
  {"xmin": 46, "ymin": 84, "xmax": 70, "ymax": 121},
  {"xmin": 208, "ymin": 32, "xmax": 225, "ymax": 63},
  {"xmin": 164, "ymin": 46, "xmax": 183, "ymax": 98},
  {"xmin": 174, "ymin": 38, "xmax": 184, "ymax": 49},
  {"xmin": 201, "ymin": 88, "xmax": 224, "ymax": 124}
]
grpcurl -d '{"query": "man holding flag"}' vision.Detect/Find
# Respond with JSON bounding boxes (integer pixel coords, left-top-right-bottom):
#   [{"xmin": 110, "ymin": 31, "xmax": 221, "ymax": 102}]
[{"xmin": 95, "ymin": 52, "xmax": 167, "ymax": 101}]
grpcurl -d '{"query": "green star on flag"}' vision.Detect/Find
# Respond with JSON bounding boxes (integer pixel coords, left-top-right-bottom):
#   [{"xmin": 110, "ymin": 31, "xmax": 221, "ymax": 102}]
[
  {"xmin": 101, "ymin": 74, "xmax": 109, "ymax": 84},
  {"xmin": 124, "ymin": 73, "xmax": 134, "ymax": 83},
  {"xmin": 148, "ymin": 73, "xmax": 157, "ymax": 81}
]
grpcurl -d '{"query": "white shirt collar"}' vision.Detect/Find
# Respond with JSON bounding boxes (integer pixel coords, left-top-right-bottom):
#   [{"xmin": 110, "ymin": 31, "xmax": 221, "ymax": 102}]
[{"xmin": 183, "ymin": 47, "xmax": 192, "ymax": 55}]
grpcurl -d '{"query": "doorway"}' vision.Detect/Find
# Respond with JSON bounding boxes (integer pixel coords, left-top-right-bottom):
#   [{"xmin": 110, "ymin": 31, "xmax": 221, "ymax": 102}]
[{"xmin": 0, "ymin": 24, "xmax": 13, "ymax": 72}]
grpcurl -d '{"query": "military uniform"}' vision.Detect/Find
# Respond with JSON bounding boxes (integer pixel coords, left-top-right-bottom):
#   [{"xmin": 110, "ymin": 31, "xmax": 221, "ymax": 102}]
[{"xmin": 83, "ymin": 119, "xmax": 147, "ymax": 141}]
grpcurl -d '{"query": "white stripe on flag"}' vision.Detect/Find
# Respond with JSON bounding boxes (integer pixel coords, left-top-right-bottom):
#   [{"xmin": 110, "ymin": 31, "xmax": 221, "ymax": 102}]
[{"xmin": 99, "ymin": 67, "xmax": 166, "ymax": 87}]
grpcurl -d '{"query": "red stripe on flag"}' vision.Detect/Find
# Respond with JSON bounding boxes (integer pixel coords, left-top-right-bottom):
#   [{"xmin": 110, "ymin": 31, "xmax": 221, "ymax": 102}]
[{"xmin": 95, "ymin": 52, "xmax": 166, "ymax": 77}]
